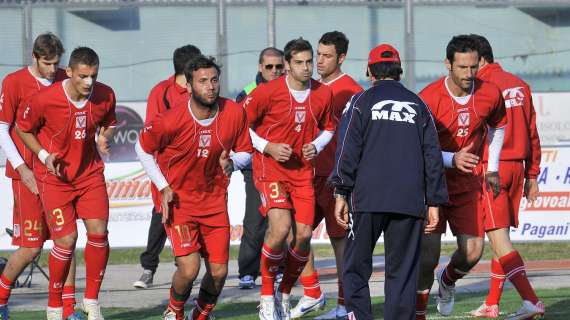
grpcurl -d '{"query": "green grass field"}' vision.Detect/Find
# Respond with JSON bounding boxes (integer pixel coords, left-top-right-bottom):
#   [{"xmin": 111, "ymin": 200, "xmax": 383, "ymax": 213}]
[
  {"xmin": 2, "ymin": 242, "xmax": 569, "ymax": 267},
  {"xmin": 8, "ymin": 288, "xmax": 569, "ymax": 319}
]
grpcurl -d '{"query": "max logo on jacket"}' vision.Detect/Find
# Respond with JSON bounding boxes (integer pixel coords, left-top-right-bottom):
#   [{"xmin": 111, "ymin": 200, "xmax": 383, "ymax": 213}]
[
  {"xmin": 371, "ymin": 100, "xmax": 417, "ymax": 124},
  {"xmin": 503, "ymin": 86, "xmax": 525, "ymax": 108}
]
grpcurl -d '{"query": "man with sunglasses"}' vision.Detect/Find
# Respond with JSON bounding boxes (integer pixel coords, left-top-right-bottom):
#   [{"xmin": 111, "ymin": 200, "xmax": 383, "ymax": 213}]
[{"xmin": 235, "ymin": 47, "xmax": 285, "ymax": 290}]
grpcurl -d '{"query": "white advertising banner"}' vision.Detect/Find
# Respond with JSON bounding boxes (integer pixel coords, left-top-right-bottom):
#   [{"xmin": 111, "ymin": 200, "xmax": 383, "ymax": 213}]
[{"xmin": 1, "ymin": 92, "xmax": 569, "ymax": 249}]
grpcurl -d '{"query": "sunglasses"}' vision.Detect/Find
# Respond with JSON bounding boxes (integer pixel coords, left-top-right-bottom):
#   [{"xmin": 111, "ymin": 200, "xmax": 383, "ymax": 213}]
[{"xmin": 264, "ymin": 64, "xmax": 284, "ymax": 70}]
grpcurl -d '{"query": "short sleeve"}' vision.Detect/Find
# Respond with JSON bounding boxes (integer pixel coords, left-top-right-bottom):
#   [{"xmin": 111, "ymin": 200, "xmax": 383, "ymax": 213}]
[
  {"xmin": 16, "ymin": 94, "xmax": 44, "ymax": 133},
  {"xmin": 487, "ymin": 87, "xmax": 507, "ymax": 128},
  {"xmin": 139, "ymin": 113, "xmax": 171, "ymax": 154},
  {"xmin": 101, "ymin": 90, "xmax": 117, "ymax": 128},
  {"xmin": 319, "ymin": 90, "xmax": 337, "ymax": 132},
  {"xmin": 242, "ymin": 84, "xmax": 269, "ymax": 127},
  {"xmin": 232, "ymin": 107, "xmax": 254, "ymax": 153},
  {"xmin": 0, "ymin": 76, "xmax": 19, "ymax": 125}
]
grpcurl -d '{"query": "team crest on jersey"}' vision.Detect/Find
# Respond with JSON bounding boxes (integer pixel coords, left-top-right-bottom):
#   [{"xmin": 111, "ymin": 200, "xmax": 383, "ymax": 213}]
[
  {"xmin": 23, "ymin": 106, "xmax": 30, "ymax": 119},
  {"xmin": 458, "ymin": 112, "xmax": 470, "ymax": 126},
  {"xmin": 13, "ymin": 224, "xmax": 20, "ymax": 237},
  {"xmin": 0, "ymin": 93, "xmax": 4, "ymax": 111},
  {"xmin": 75, "ymin": 115, "xmax": 87, "ymax": 129},
  {"xmin": 295, "ymin": 110, "xmax": 306, "ymax": 123},
  {"xmin": 199, "ymin": 134, "xmax": 211, "ymax": 148},
  {"xmin": 503, "ymin": 86, "xmax": 524, "ymax": 108}
]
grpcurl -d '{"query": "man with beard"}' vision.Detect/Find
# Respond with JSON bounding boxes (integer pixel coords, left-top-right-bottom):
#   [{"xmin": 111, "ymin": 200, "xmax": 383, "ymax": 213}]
[
  {"xmin": 0, "ymin": 32, "xmax": 81, "ymax": 320},
  {"xmin": 415, "ymin": 35, "xmax": 507, "ymax": 319},
  {"xmin": 290, "ymin": 31, "xmax": 362, "ymax": 320},
  {"xmin": 17, "ymin": 47, "xmax": 116, "ymax": 320},
  {"xmin": 134, "ymin": 44, "xmax": 202, "ymax": 290},
  {"xmin": 468, "ymin": 34, "xmax": 543, "ymax": 320},
  {"xmin": 243, "ymin": 38, "xmax": 335, "ymax": 320},
  {"xmin": 136, "ymin": 55, "xmax": 252, "ymax": 320}
]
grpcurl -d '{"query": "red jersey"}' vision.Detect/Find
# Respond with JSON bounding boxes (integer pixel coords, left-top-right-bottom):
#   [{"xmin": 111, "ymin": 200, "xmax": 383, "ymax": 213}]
[
  {"xmin": 244, "ymin": 76, "xmax": 335, "ymax": 183},
  {"xmin": 139, "ymin": 98, "xmax": 252, "ymax": 216},
  {"xmin": 478, "ymin": 63, "xmax": 541, "ymax": 179},
  {"xmin": 145, "ymin": 75, "xmax": 189, "ymax": 125},
  {"xmin": 145, "ymin": 76, "xmax": 190, "ymax": 210},
  {"xmin": 17, "ymin": 81, "xmax": 117, "ymax": 186},
  {"xmin": 419, "ymin": 77, "xmax": 507, "ymax": 194},
  {"xmin": 315, "ymin": 73, "xmax": 362, "ymax": 177},
  {"xmin": 0, "ymin": 67, "xmax": 66, "ymax": 179}
]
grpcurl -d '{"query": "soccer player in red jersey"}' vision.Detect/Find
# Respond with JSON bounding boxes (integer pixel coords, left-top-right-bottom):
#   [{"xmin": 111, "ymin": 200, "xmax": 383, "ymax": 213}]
[
  {"xmin": 136, "ymin": 55, "xmax": 253, "ymax": 320},
  {"xmin": 0, "ymin": 33, "xmax": 81, "ymax": 320},
  {"xmin": 133, "ymin": 44, "xmax": 202, "ymax": 290},
  {"xmin": 290, "ymin": 31, "xmax": 362, "ymax": 320},
  {"xmin": 16, "ymin": 47, "xmax": 116, "ymax": 320},
  {"xmin": 468, "ymin": 34, "xmax": 543, "ymax": 320},
  {"xmin": 243, "ymin": 38, "xmax": 335, "ymax": 320},
  {"xmin": 415, "ymin": 35, "xmax": 507, "ymax": 320}
]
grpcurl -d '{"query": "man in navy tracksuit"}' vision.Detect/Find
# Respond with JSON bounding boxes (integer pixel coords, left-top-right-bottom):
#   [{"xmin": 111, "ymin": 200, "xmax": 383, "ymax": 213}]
[{"xmin": 330, "ymin": 44, "xmax": 449, "ymax": 320}]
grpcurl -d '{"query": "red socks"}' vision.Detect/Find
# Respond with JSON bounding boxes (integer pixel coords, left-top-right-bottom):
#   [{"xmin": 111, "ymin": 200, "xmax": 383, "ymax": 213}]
[
  {"xmin": 0, "ymin": 274, "xmax": 12, "ymax": 305},
  {"xmin": 84, "ymin": 233, "xmax": 109, "ymax": 300},
  {"xmin": 300, "ymin": 271, "xmax": 322, "ymax": 299},
  {"xmin": 500, "ymin": 251, "xmax": 538, "ymax": 304},
  {"xmin": 485, "ymin": 259, "xmax": 506, "ymax": 306},
  {"xmin": 48, "ymin": 244, "xmax": 74, "ymax": 308},
  {"xmin": 260, "ymin": 244, "xmax": 284, "ymax": 296},
  {"xmin": 168, "ymin": 287, "xmax": 189, "ymax": 320},
  {"xmin": 415, "ymin": 289, "xmax": 430, "ymax": 320},
  {"xmin": 278, "ymin": 247, "xmax": 309, "ymax": 295},
  {"xmin": 62, "ymin": 285, "xmax": 76, "ymax": 317},
  {"xmin": 441, "ymin": 264, "xmax": 468, "ymax": 287},
  {"xmin": 191, "ymin": 299, "xmax": 216, "ymax": 320}
]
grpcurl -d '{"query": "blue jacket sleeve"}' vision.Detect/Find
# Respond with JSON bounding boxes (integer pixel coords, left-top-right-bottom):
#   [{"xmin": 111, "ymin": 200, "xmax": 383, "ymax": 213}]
[
  {"xmin": 420, "ymin": 102, "xmax": 449, "ymax": 206},
  {"xmin": 329, "ymin": 93, "xmax": 365, "ymax": 195}
]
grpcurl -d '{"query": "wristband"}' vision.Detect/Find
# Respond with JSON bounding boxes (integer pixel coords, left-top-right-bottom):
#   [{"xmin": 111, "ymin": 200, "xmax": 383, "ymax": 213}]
[{"xmin": 38, "ymin": 149, "xmax": 50, "ymax": 165}]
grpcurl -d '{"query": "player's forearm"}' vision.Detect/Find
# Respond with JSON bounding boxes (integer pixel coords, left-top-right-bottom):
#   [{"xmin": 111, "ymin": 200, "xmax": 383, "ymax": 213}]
[
  {"xmin": 99, "ymin": 126, "xmax": 115, "ymax": 140},
  {"xmin": 249, "ymin": 128, "xmax": 269, "ymax": 154},
  {"xmin": 487, "ymin": 126, "xmax": 505, "ymax": 172},
  {"xmin": 0, "ymin": 122, "xmax": 25, "ymax": 169},
  {"xmin": 230, "ymin": 151, "xmax": 252, "ymax": 171},
  {"xmin": 311, "ymin": 130, "xmax": 334, "ymax": 154},
  {"xmin": 15, "ymin": 126, "xmax": 44, "ymax": 156},
  {"xmin": 135, "ymin": 140, "xmax": 169, "ymax": 191}
]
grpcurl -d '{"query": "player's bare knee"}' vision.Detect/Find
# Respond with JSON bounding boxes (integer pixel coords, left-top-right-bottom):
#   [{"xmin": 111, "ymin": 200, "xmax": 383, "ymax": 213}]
[
  {"xmin": 178, "ymin": 263, "xmax": 199, "ymax": 282},
  {"xmin": 209, "ymin": 265, "xmax": 228, "ymax": 283},
  {"xmin": 294, "ymin": 224, "xmax": 313, "ymax": 245},
  {"xmin": 54, "ymin": 232, "xmax": 78, "ymax": 249}
]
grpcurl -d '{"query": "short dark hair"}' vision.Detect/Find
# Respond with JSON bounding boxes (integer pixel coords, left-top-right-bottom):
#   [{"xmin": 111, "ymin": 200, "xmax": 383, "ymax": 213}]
[
  {"xmin": 184, "ymin": 55, "xmax": 221, "ymax": 83},
  {"xmin": 33, "ymin": 32, "xmax": 64, "ymax": 60},
  {"xmin": 470, "ymin": 34, "xmax": 494, "ymax": 63},
  {"xmin": 283, "ymin": 38, "xmax": 313, "ymax": 63},
  {"xmin": 68, "ymin": 47, "xmax": 99, "ymax": 68},
  {"xmin": 258, "ymin": 47, "xmax": 284, "ymax": 64},
  {"xmin": 173, "ymin": 45, "xmax": 201, "ymax": 75},
  {"xmin": 446, "ymin": 35, "xmax": 479, "ymax": 64},
  {"xmin": 319, "ymin": 31, "xmax": 349, "ymax": 57}
]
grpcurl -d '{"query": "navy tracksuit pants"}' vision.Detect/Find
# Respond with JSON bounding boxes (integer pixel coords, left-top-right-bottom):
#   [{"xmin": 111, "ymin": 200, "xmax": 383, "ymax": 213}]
[{"xmin": 343, "ymin": 212, "xmax": 423, "ymax": 320}]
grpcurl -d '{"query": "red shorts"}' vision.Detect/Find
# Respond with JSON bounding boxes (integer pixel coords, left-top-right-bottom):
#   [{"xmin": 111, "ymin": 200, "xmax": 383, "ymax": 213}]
[
  {"xmin": 313, "ymin": 176, "xmax": 345, "ymax": 238},
  {"xmin": 255, "ymin": 180, "xmax": 315, "ymax": 226},
  {"xmin": 165, "ymin": 211, "xmax": 230, "ymax": 263},
  {"xmin": 481, "ymin": 161, "xmax": 524, "ymax": 231},
  {"xmin": 39, "ymin": 179, "xmax": 109, "ymax": 239},
  {"xmin": 435, "ymin": 190, "xmax": 484, "ymax": 237},
  {"xmin": 11, "ymin": 180, "xmax": 49, "ymax": 248}
]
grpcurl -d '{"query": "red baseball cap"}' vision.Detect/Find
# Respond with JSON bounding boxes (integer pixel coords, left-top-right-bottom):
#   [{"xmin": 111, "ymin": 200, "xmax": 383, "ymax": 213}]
[{"xmin": 368, "ymin": 44, "xmax": 401, "ymax": 65}]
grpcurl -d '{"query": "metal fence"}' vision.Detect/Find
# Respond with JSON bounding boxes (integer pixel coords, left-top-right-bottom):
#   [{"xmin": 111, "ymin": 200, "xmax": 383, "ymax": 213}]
[{"xmin": 2, "ymin": 0, "xmax": 570, "ymax": 100}]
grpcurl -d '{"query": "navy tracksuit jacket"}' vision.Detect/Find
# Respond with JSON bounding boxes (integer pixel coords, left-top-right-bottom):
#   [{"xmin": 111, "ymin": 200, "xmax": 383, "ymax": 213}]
[{"xmin": 330, "ymin": 80, "xmax": 448, "ymax": 320}]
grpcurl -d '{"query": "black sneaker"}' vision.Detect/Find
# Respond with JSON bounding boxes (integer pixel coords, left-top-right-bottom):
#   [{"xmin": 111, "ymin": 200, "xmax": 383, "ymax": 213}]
[{"xmin": 133, "ymin": 269, "xmax": 154, "ymax": 289}]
